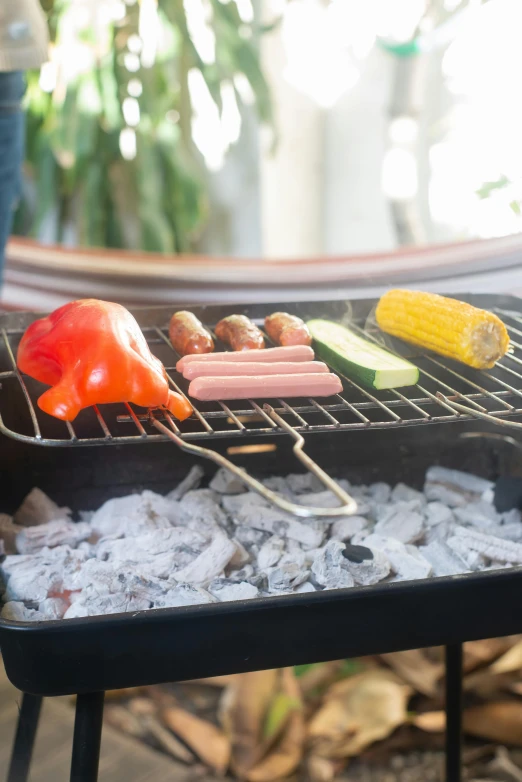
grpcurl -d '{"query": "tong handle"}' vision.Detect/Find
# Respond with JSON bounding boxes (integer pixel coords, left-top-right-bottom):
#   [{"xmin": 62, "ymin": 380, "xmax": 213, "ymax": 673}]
[
  {"xmin": 437, "ymin": 393, "xmax": 522, "ymax": 432},
  {"xmin": 151, "ymin": 405, "xmax": 357, "ymax": 519}
]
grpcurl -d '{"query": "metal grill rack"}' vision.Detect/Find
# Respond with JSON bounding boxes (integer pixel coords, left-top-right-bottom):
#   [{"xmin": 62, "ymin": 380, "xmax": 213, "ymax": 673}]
[{"xmin": 2, "ymin": 305, "xmax": 522, "ymax": 447}]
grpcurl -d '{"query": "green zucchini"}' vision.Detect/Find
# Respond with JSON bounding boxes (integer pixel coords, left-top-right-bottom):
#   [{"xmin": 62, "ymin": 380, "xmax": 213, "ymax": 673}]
[{"xmin": 307, "ymin": 319, "xmax": 419, "ymax": 390}]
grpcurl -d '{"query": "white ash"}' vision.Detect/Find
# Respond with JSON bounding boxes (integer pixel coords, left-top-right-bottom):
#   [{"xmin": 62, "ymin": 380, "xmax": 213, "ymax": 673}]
[
  {"xmin": 16, "ymin": 520, "xmax": 92, "ymax": 555},
  {"xmin": 2, "ymin": 466, "xmax": 522, "ymax": 621},
  {"xmin": 209, "ymin": 467, "xmax": 247, "ymax": 495},
  {"xmin": 167, "ymin": 465, "xmax": 204, "ymax": 500},
  {"xmin": 208, "ymin": 578, "xmax": 258, "ymax": 602}
]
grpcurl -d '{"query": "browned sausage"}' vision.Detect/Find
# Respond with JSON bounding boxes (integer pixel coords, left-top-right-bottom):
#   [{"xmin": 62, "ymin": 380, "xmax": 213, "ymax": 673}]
[
  {"xmin": 215, "ymin": 315, "xmax": 265, "ymax": 351},
  {"xmin": 169, "ymin": 311, "xmax": 214, "ymax": 357},
  {"xmin": 264, "ymin": 312, "xmax": 312, "ymax": 347}
]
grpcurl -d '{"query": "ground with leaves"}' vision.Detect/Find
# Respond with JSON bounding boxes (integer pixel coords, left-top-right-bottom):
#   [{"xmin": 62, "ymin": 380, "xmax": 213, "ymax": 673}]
[{"xmin": 98, "ymin": 639, "xmax": 522, "ymax": 781}]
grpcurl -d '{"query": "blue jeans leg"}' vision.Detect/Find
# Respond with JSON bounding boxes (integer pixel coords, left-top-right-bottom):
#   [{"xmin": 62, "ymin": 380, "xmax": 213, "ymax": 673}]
[{"xmin": 0, "ymin": 71, "xmax": 25, "ymax": 289}]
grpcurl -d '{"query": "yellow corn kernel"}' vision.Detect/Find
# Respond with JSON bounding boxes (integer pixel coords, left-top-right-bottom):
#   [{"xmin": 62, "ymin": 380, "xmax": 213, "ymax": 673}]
[{"xmin": 375, "ymin": 290, "xmax": 509, "ymax": 370}]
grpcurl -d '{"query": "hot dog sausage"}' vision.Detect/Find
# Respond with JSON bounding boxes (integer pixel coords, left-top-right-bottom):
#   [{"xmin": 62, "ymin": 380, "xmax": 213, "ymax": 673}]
[
  {"xmin": 177, "ymin": 345, "xmax": 314, "ymax": 373},
  {"xmin": 188, "ymin": 373, "xmax": 342, "ymax": 401},
  {"xmin": 265, "ymin": 312, "xmax": 312, "ymax": 347},
  {"xmin": 183, "ymin": 360, "xmax": 329, "ymax": 381},
  {"xmin": 215, "ymin": 315, "xmax": 265, "ymax": 352},
  {"xmin": 169, "ymin": 311, "xmax": 214, "ymax": 357}
]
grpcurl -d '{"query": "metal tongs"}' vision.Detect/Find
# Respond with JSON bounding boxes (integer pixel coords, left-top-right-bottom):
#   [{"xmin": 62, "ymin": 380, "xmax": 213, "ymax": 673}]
[{"xmin": 150, "ymin": 404, "xmax": 357, "ymax": 519}]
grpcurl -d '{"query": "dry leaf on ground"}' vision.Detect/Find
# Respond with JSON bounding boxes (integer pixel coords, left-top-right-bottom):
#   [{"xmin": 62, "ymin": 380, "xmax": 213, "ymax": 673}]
[
  {"xmin": 246, "ymin": 668, "xmax": 305, "ymax": 782},
  {"xmin": 163, "ymin": 706, "xmax": 230, "ymax": 772},
  {"xmin": 380, "ymin": 650, "xmax": 443, "ymax": 697},
  {"xmin": 464, "ymin": 702, "xmax": 522, "ymax": 746},
  {"xmin": 305, "ymin": 755, "xmax": 338, "ymax": 782},
  {"xmin": 413, "ymin": 711, "xmax": 446, "ymax": 733},
  {"xmin": 220, "ymin": 669, "xmax": 279, "ymax": 777},
  {"xmin": 144, "ymin": 714, "xmax": 196, "ymax": 764},
  {"xmin": 307, "ymin": 669, "xmax": 411, "ymax": 758},
  {"xmin": 491, "ymin": 641, "xmax": 522, "ymax": 675},
  {"xmin": 297, "ymin": 662, "xmax": 347, "ymax": 697},
  {"xmin": 464, "ymin": 639, "xmax": 516, "ymax": 673},
  {"xmin": 190, "ymin": 675, "xmax": 240, "ymax": 688}
]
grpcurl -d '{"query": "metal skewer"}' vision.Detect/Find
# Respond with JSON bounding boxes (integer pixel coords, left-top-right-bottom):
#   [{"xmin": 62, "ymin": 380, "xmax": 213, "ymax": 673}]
[{"xmin": 150, "ymin": 404, "xmax": 358, "ymax": 519}]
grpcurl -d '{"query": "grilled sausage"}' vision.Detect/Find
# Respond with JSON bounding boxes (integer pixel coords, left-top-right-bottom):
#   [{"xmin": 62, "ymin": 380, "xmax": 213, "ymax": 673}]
[
  {"xmin": 177, "ymin": 345, "xmax": 314, "ymax": 373},
  {"xmin": 183, "ymin": 360, "xmax": 329, "ymax": 381},
  {"xmin": 215, "ymin": 315, "xmax": 265, "ymax": 352},
  {"xmin": 188, "ymin": 373, "xmax": 342, "ymax": 401},
  {"xmin": 169, "ymin": 311, "xmax": 214, "ymax": 357},
  {"xmin": 265, "ymin": 312, "xmax": 312, "ymax": 347}
]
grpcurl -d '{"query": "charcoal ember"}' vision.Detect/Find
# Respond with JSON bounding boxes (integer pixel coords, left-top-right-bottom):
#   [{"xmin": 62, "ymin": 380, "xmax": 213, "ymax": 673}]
[
  {"xmin": 501, "ymin": 508, "xmax": 522, "ymax": 526},
  {"xmin": 78, "ymin": 510, "xmax": 95, "ymax": 524},
  {"xmin": 257, "ymin": 536, "xmax": 285, "ymax": 570},
  {"xmin": 368, "ymin": 482, "xmax": 391, "ymax": 503},
  {"xmin": 296, "ymin": 491, "xmax": 344, "ymax": 509},
  {"xmin": 330, "ymin": 516, "xmax": 368, "ymax": 542},
  {"xmin": 263, "ymin": 476, "xmax": 294, "ymax": 497},
  {"xmin": 374, "ymin": 509, "xmax": 424, "ymax": 544},
  {"xmin": 449, "ymin": 525, "xmax": 522, "ymax": 565},
  {"xmin": 236, "ymin": 505, "xmax": 325, "ymax": 549},
  {"xmin": 153, "ymin": 583, "xmax": 215, "ymax": 609},
  {"xmin": 424, "ymin": 502, "xmax": 454, "ymax": 527},
  {"xmin": 233, "ymin": 525, "xmax": 271, "ymax": 549},
  {"xmin": 445, "ymin": 535, "xmax": 486, "ymax": 570},
  {"xmin": 64, "ymin": 590, "xmax": 150, "ymax": 619},
  {"xmin": 38, "ymin": 597, "xmax": 69, "ymax": 619},
  {"xmin": 208, "ymin": 578, "xmax": 259, "ymax": 602},
  {"xmin": 268, "ymin": 563, "xmax": 310, "ymax": 593},
  {"xmin": 375, "ymin": 499, "xmax": 424, "ymax": 522},
  {"xmin": 16, "ymin": 520, "xmax": 92, "ymax": 555},
  {"xmin": 167, "ymin": 465, "xmax": 204, "ymax": 501},
  {"xmin": 362, "ymin": 534, "xmax": 432, "ymax": 581},
  {"xmin": 311, "ymin": 541, "xmax": 354, "ymax": 590},
  {"xmin": 1, "ymin": 546, "xmax": 87, "ymax": 602},
  {"xmin": 172, "ymin": 531, "xmax": 237, "ymax": 585},
  {"xmin": 179, "ymin": 489, "xmax": 227, "ymax": 531},
  {"xmin": 0, "ymin": 514, "xmax": 23, "ymax": 554},
  {"xmin": 14, "ymin": 488, "xmax": 71, "ymax": 527},
  {"xmin": 209, "ymin": 467, "xmax": 247, "ymax": 495},
  {"xmin": 424, "ymin": 467, "xmax": 493, "ymax": 507},
  {"xmin": 344, "ymin": 549, "xmax": 391, "ymax": 586},
  {"xmin": 419, "ymin": 541, "xmax": 470, "ymax": 577},
  {"xmin": 423, "ymin": 519, "xmax": 456, "ymax": 545},
  {"xmin": 227, "ymin": 565, "xmax": 254, "ymax": 581},
  {"xmin": 90, "ymin": 493, "xmax": 178, "ymax": 538},
  {"xmin": 228, "ymin": 540, "xmax": 250, "ymax": 569},
  {"xmin": 1, "ymin": 601, "xmax": 45, "ymax": 622},
  {"xmin": 286, "ymin": 473, "xmax": 323, "ymax": 495},
  {"xmin": 222, "ymin": 492, "xmax": 268, "ymax": 515},
  {"xmin": 295, "ymin": 581, "xmax": 317, "ymax": 593},
  {"xmin": 278, "ymin": 547, "xmax": 307, "ymax": 569},
  {"xmin": 0, "ymin": 540, "xmax": 4, "ymax": 561},
  {"xmin": 493, "ymin": 523, "xmax": 522, "ymax": 542},
  {"xmin": 97, "ymin": 527, "xmax": 206, "ymax": 562},
  {"xmin": 454, "ymin": 501, "xmax": 500, "ymax": 530},
  {"xmin": 391, "ymin": 483, "xmax": 425, "ymax": 505}
]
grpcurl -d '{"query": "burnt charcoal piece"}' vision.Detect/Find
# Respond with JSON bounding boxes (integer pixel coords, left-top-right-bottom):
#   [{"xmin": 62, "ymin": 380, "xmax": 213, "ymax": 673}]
[
  {"xmin": 494, "ymin": 477, "xmax": 522, "ymax": 513},
  {"xmin": 342, "ymin": 544, "xmax": 374, "ymax": 564}
]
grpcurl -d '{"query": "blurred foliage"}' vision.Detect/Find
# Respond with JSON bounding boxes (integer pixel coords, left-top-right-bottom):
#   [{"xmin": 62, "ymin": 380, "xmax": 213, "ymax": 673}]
[{"xmin": 16, "ymin": 0, "xmax": 277, "ymax": 253}]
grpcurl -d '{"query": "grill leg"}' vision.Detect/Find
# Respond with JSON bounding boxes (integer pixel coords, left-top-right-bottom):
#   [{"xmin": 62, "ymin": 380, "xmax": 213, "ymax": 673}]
[
  {"xmin": 6, "ymin": 693, "xmax": 43, "ymax": 782},
  {"xmin": 445, "ymin": 643, "xmax": 463, "ymax": 782},
  {"xmin": 70, "ymin": 692, "xmax": 105, "ymax": 782}
]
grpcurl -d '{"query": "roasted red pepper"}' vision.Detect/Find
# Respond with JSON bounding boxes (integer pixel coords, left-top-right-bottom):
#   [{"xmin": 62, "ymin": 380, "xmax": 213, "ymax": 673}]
[{"xmin": 17, "ymin": 299, "xmax": 193, "ymax": 422}]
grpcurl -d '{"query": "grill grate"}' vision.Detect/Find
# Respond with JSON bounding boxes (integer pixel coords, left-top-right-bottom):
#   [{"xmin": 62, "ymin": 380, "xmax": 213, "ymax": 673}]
[{"xmin": 2, "ymin": 305, "xmax": 522, "ymax": 447}]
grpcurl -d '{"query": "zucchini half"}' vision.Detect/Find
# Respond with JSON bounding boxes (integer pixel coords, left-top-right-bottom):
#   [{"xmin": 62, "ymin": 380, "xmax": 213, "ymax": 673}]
[{"xmin": 307, "ymin": 319, "xmax": 419, "ymax": 390}]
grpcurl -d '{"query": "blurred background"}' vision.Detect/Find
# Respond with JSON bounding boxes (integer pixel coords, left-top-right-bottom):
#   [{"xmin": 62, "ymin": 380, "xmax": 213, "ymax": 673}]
[{"xmin": 6, "ymin": 0, "xmax": 522, "ymax": 305}]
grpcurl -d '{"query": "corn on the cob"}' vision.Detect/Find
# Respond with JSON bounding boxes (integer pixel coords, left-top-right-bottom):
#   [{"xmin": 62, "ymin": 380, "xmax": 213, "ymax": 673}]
[{"xmin": 375, "ymin": 290, "xmax": 509, "ymax": 369}]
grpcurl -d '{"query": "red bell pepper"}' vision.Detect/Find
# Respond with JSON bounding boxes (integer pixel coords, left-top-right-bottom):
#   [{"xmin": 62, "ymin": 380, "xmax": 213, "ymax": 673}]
[{"xmin": 17, "ymin": 299, "xmax": 193, "ymax": 422}]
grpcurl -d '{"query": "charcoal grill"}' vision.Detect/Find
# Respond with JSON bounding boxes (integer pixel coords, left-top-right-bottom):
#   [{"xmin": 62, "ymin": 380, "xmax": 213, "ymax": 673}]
[{"xmin": 2, "ymin": 293, "xmax": 522, "ymax": 782}]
